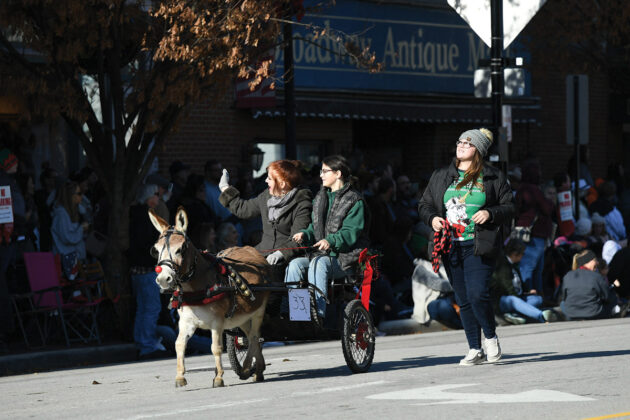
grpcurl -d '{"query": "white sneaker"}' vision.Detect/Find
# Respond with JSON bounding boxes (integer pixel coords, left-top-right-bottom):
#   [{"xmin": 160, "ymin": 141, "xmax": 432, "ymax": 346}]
[
  {"xmin": 459, "ymin": 348, "xmax": 486, "ymax": 366},
  {"xmin": 483, "ymin": 335, "xmax": 502, "ymax": 363}
]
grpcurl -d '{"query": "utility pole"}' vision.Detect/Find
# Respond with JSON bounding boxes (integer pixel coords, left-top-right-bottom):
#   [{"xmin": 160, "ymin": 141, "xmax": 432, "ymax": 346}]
[
  {"xmin": 573, "ymin": 75, "xmax": 581, "ymax": 220},
  {"xmin": 490, "ymin": 0, "xmax": 505, "ymax": 172},
  {"xmin": 283, "ymin": 21, "xmax": 297, "ymax": 160}
]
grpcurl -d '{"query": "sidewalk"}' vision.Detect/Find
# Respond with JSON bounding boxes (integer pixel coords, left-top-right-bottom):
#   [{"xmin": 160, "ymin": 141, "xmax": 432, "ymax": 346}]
[
  {"xmin": 0, "ymin": 343, "xmax": 137, "ymax": 377},
  {"xmin": 0, "ymin": 318, "xmax": 452, "ymax": 377}
]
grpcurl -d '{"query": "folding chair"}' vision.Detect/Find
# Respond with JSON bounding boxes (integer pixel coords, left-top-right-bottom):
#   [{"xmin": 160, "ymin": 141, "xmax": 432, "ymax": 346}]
[{"xmin": 11, "ymin": 252, "xmax": 105, "ymax": 348}]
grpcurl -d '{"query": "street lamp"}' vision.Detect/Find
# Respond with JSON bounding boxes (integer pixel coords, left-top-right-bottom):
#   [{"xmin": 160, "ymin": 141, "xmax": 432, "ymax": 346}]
[{"xmin": 249, "ymin": 146, "xmax": 265, "ymax": 172}]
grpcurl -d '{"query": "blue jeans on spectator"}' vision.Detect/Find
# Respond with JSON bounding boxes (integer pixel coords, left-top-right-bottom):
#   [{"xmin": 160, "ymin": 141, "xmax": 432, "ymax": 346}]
[
  {"xmin": 499, "ymin": 294, "xmax": 544, "ymax": 322},
  {"xmin": 519, "ymin": 237, "xmax": 546, "ymax": 294},
  {"xmin": 427, "ymin": 297, "xmax": 462, "ymax": 329},
  {"xmin": 444, "ymin": 240, "xmax": 496, "ymax": 350},
  {"xmin": 132, "ymin": 271, "xmax": 165, "ymax": 355},
  {"xmin": 156, "ymin": 325, "xmax": 212, "ymax": 355},
  {"xmin": 285, "ymin": 255, "xmax": 346, "ymax": 318}
]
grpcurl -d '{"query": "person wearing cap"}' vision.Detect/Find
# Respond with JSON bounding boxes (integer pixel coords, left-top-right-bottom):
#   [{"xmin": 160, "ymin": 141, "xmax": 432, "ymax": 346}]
[
  {"xmin": 419, "ymin": 128, "xmax": 514, "ymax": 366},
  {"xmin": 560, "ymin": 249, "xmax": 617, "ymax": 320},
  {"xmin": 589, "ymin": 181, "xmax": 627, "ymax": 242},
  {"xmin": 128, "ymin": 183, "xmax": 169, "ymax": 359},
  {"xmin": 145, "ymin": 172, "xmax": 170, "ymax": 222}
]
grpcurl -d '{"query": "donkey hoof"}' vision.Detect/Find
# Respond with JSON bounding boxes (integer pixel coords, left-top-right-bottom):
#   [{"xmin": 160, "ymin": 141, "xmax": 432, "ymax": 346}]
[
  {"xmin": 175, "ymin": 377, "xmax": 187, "ymax": 388},
  {"xmin": 239, "ymin": 369, "xmax": 252, "ymax": 380},
  {"xmin": 213, "ymin": 378, "xmax": 225, "ymax": 388},
  {"xmin": 254, "ymin": 372, "xmax": 265, "ymax": 382}
]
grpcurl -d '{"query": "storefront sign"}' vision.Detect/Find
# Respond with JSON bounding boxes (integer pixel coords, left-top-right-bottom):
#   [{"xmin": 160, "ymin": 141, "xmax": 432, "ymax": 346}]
[
  {"xmin": 0, "ymin": 186, "xmax": 13, "ymax": 224},
  {"xmin": 275, "ymin": 0, "xmax": 530, "ymax": 95}
]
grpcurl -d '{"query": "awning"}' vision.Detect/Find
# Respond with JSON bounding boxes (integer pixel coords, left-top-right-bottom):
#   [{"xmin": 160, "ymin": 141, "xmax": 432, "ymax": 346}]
[{"xmin": 251, "ymin": 90, "xmax": 540, "ymax": 124}]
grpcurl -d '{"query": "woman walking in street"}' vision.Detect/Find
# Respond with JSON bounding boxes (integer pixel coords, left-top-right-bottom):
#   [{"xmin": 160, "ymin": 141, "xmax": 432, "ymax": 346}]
[{"xmin": 418, "ymin": 128, "xmax": 514, "ymax": 365}]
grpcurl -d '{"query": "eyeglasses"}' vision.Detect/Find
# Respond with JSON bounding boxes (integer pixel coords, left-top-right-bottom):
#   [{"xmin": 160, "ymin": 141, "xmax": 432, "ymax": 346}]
[
  {"xmin": 320, "ymin": 169, "xmax": 334, "ymax": 175},
  {"xmin": 456, "ymin": 140, "xmax": 474, "ymax": 149}
]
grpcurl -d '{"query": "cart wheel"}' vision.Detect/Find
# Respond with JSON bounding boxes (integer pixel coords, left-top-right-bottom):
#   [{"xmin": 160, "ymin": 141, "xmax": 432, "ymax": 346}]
[
  {"xmin": 341, "ymin": 299, "xmax": 375, "ymax": 373},
  {"xmin": 226, "ymin": 329, "xmax": 255, "ymax": 379}
]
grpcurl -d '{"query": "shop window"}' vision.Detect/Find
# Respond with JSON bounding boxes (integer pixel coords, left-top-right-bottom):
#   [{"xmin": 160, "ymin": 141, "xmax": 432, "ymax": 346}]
[{"xmin": 253, "ymin": 140, "xmax": 327, "ymax": 177}]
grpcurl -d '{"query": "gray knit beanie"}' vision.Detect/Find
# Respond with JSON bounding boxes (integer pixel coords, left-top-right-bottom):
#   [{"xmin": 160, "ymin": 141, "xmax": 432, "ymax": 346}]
[{"xmin": 459, "ymin": 128, "xmax": 493, "ymax": 157}]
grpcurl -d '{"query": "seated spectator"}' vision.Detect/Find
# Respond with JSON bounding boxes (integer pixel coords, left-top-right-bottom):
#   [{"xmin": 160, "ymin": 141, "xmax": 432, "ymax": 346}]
[
  {"xmin": 167, "ymin": 160, "xmax": 190, "ymax": 213},
  {"xmin": 216, "ymin": 222, "xmax": 239, "ymax": 251},
  {"xmin": 560, "ymin": 250, "xmax": 617, "ymax": 320},
  {"xmin": 515, "ymin": 160, "xmax": 554, "ymax": 295},
  {"xmin": 367, "ymin": 176, "xmax": 397, "ymax": 249},
  {"xmin": 145, "ymin": 172, "xmax": 171, "ymax": 222},
  {"xmin": 411, "ymin": 247, "xmax": 461, "ymax": 330},
  {"xmin": 490, "ymin": 238, "xmax": 556, "ymax": 324},
  {"xmin": 606, "ymin": 243, "xmax": 629, "ymax": 302},
  {"xmin": 396, "ymin": 174, "xmax": 419, "ymax": 224},
  {"xmin": 382, "ymin": 217, "xmax": 415, "ymax": 304},
  {"xmin": 179, "ymin": 174, "xmax": 215, "ymax": 248},
  {"xmin": 589, "ymin": 181, "xmax": 627, "ymax": 242},
  {"xmin": 51, "ymin": 181, "xmax": 88, "ymax": 281},
  {"xmin": 70, "ymin": 167, "xmax": 96, "ymax": 225},
  {"xmin": 34, "ymin": 165, "xmax": 58, "ymax": 252}
]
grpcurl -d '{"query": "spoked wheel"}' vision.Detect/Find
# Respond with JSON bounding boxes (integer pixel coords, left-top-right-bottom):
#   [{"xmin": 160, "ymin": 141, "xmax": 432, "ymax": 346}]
[
  {"xmin": 226, "ymin": 329, "xmax": 255, "ymax": 379},
  {"xmin": 341, "ymin": 299, "xmax": 375, "ymax": 373}
]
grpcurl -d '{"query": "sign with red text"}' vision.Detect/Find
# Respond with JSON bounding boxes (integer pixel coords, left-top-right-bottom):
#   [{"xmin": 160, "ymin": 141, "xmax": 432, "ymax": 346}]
[
  {"xmin": 0, "ymin": 186, "xmax": 13, "ymax": 224},
  {"xmin": 557, "ymin": 191, "xmax": 573, "ymax": 222}
]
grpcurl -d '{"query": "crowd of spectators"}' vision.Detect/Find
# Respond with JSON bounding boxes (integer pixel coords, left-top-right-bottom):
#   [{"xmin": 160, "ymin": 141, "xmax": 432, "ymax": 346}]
[{"xmin": 1, "ymin": 123, "xmax": 629, "ymax": 353}]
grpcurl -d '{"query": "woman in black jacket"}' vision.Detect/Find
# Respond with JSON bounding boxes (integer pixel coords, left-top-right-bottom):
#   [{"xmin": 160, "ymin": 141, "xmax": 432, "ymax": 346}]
[
  {"xmin": 418, "ymin": 128, "xmax": 513, "ymax": 366},
  {"xmin": 219, "ymin": 160, "xmax": 312, "ymax": 265}
]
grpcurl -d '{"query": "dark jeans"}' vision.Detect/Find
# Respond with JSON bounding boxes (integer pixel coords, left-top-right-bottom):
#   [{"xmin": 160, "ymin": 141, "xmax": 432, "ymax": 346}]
[
  {"xmin": 427, "ymin": 297, "xmax": 462, "ymax": 330},
  {"xmin": 444, "ymin": 240, "xmax": 496, "ymax": 350}
]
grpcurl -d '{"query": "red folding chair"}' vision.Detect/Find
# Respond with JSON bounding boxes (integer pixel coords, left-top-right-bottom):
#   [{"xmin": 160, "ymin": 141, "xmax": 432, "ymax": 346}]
[{"xmin": 11, "ymin": 252, "xmax": 105, "ymax": 348}]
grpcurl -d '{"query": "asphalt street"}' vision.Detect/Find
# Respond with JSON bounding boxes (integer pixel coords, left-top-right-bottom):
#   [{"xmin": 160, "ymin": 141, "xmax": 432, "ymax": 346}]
[{"xmin": 1, "ymin": 318, "xmax": 629, "ymax": 420}]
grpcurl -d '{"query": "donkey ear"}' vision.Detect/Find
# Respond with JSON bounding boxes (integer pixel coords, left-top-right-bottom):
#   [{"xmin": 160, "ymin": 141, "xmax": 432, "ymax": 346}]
[
  {"xmin": 148, "ymin": 208, "xmax": 169, "ymax": 233},
  {"xmin": 175, "ymin": 206, "xmax": 189, "ymax": 233}
]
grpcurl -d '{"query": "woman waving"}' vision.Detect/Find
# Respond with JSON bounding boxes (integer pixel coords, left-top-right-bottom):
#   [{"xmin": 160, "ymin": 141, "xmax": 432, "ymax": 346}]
[{"xmin": 219, "ymin": 160, "xmax": 312, "ymax": 265}]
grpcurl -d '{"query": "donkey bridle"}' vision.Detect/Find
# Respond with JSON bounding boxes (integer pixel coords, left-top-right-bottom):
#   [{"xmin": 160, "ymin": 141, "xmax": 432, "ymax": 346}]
[{"xmin": 155, "ymin": 228, "xmax": 198, "ymax": 286}]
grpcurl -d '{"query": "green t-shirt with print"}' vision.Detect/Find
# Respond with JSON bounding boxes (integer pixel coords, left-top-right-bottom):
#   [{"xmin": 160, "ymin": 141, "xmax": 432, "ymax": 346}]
[{"xmin": 443, "ymin": 170, "xmax": 486, "ymax": 241}]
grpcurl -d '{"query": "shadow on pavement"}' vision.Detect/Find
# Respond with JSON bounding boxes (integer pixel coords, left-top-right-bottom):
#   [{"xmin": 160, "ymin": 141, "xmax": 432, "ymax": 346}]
[{"xmin": 497, "ymin": 349, "xmax": 630, "ymax": 365}]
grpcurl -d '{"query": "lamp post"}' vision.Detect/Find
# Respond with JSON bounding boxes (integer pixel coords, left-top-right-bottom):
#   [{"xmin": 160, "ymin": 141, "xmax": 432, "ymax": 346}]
[
  {"xmin": 490, "ymin": 0, "xmax": 505, "ymax": 171},
  {"xmin": 250, "ymin": 146, "xmax": 265, "ymax": 172},
  {"xmin": 283, "ymin": 21, "xmax": 297, "ymax": 160}
]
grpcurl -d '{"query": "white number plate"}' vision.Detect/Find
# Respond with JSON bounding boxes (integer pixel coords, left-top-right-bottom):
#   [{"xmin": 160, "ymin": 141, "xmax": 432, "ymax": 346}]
[{"xmin": 288, "ymin": 289, "xmax": 311, "ymax": 321}]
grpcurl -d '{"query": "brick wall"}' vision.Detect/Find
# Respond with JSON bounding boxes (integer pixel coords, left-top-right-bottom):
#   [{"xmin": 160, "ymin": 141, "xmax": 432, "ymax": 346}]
[{"xmin": 158, "ymin": 91, "xmax": 352, "ymax": 178}]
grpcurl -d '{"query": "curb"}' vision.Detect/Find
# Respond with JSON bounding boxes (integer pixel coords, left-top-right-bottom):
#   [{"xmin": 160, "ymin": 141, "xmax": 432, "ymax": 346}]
[
  {"xmin": 0, "ymin": 344, "xmax": 138, "ymax": 377},
  {"xmin": 378, "ymin": 319, "xmax": 453, "ymax": 335}
]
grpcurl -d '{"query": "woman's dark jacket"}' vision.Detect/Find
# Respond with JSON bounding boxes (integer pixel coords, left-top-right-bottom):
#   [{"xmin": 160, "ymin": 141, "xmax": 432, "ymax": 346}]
[
  {"xmin": 418, "ymin": 160, "xmax": 514, "ymax": 257},
  {"xmin": 219, "ymin": 186, "xmax": 312, "ymax": 261}
]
